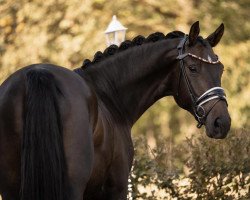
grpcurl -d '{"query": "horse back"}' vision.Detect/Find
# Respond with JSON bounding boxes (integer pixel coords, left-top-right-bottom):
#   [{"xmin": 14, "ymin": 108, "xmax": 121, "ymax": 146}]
[{"xmin": 0, "ymin": 64, "xmax": 96, "ymax": 199}]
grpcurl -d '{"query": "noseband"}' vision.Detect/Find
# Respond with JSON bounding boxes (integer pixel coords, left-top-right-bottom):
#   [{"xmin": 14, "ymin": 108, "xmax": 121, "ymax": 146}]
[{"xmin": 176, "ymin": 35, "xmax": 227, "ymax": 128}]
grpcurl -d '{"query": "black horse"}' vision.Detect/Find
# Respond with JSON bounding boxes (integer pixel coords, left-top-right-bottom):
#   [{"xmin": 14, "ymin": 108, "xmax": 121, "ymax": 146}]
[{"xmin": 0, "ymin": 22, "xmax": 230, "ymax": 200}]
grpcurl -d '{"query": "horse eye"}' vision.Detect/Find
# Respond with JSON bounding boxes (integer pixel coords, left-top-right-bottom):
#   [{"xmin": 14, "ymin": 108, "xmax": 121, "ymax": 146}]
[{"xmin": 188, "ymin": 65, "xmax": 197, "ymax": 73}]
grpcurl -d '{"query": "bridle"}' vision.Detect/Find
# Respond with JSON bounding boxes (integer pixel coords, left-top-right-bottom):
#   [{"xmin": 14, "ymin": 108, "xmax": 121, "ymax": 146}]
[{"xmin": 176, "ymin": 35, "xmax": 227, "ymax": 128}]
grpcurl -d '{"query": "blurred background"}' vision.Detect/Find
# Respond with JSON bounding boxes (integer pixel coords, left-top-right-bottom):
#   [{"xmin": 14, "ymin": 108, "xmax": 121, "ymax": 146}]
[{"xmin": 0, "ymin": 0, "xmax": 249, "ymax": 199}]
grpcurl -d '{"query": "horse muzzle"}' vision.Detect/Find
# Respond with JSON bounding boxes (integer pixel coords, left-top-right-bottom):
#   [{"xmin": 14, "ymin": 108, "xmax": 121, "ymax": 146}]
[{"xmin": 204, "ymin": 101, "xmax": 231, "ymax": 139}]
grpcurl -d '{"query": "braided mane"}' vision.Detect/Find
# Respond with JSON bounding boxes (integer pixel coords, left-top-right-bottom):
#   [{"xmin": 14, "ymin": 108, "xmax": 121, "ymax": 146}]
[{"xmin": 80, "ymin": 31, "xmax": 184, "ymax": 69}]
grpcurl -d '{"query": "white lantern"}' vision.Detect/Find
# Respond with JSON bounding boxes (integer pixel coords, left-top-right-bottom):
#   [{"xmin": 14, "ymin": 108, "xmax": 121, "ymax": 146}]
[{"xmin": 104, "ymin": 15, "xmax": 127, "ymax": 47}]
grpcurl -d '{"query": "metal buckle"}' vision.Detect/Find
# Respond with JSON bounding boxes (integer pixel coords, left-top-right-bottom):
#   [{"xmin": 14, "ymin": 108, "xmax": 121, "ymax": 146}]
[
  {"xmin": 195, "ymin": 105, "xmax": 206, "ymax": 124},
  {"xmin": 196, "ymin": 106, "xmax": 206, "ymax": 128}
]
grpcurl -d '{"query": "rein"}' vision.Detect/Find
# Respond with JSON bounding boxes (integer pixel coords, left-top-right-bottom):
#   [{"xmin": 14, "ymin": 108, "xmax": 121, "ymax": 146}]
[{"xmin": 176, "ymin": 35, "xmax": 227, "ymax": 128}]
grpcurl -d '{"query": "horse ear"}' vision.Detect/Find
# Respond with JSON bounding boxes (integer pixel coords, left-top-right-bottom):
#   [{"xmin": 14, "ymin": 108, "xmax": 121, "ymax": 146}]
[
  {"xmin": 206, "ymin": 23, "xmax": 224, "ymax": 47},
  {"xmin": 188, "ymin": 21, "xmax": 200, "ymax": 46}
]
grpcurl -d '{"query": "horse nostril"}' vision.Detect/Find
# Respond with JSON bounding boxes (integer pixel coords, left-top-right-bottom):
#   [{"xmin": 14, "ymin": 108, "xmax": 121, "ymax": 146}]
[{"xmin": 214, "ymin": 117, "xmax": 222, "ymax": 128}]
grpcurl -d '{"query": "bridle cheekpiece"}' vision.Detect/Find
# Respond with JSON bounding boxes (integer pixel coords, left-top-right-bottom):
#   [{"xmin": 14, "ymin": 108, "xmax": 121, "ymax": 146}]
[{"xmin": 176, "ymin": 35, "xmax": 227, "ymax": 128}]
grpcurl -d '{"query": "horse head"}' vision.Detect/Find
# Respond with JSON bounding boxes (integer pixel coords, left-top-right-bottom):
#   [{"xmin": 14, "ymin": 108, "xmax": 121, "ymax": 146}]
[{"xmin": 172, "ymin": 21, "xmax": 231, "ymax": 139}]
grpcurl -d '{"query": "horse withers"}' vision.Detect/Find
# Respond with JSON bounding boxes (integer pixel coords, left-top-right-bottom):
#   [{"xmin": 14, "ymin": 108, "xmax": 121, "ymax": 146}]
[{"xmin": 0, "ymin": 22, "xmax": 230, "ymax": 200}]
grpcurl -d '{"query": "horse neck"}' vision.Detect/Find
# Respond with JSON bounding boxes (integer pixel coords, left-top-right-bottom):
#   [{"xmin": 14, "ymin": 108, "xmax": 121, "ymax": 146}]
[{"xmin": 82, "ymin": 39, "xmax": 179, "ymax": 126}]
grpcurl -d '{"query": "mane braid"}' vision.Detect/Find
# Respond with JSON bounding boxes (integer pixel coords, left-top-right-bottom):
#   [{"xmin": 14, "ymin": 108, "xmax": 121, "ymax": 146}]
[{"xmin": 80, "ymin": 31, "xmax": 184, "ymax": 70}]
